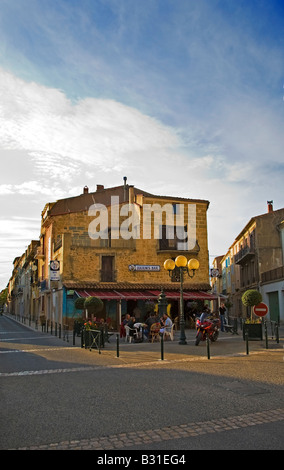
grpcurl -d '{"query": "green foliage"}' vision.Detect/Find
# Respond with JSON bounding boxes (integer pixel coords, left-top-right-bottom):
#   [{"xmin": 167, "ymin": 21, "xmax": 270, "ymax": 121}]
[
  {"xmin": 84, "ymin": 296, "xmax": 104, "ymax": 314},
  {"xmin": 242, "ymin": 289, "xmax": 262, "ymax": 307},
  {"xmin": 74, "ymin": 297, "xmax": 85, "ymax": 310},
  {"xmin": 0, "ymin": 288, "xmax": 8, "ymax": 306}
]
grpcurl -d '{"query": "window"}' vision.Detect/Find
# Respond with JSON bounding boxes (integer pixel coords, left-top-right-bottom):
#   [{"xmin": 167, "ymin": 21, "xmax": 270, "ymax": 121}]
[
  {"xmin": 159, "ymin": 225, "xmax": 189, "ymax": 251},
  {"xmin": 101, "ymin": 256, "xmax": 115, "ymax": 282}
]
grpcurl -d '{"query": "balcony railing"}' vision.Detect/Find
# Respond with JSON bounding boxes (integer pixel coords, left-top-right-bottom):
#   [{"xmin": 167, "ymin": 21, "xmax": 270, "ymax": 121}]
[
  {"xmin": 234, "ymin": 245, "xmax": 255, "ymax": 264},
  {"xmin": 261, "ymin": 265, "xmax": 284, "ymax": 283}
]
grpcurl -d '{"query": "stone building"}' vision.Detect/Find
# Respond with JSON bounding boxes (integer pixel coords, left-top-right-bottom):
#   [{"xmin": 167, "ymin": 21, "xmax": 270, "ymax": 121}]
[
  {"xmin": 213, "ymin": 202, "xmax": 284, "ymax": 322},
  {"xmin": 8, "ymin": 180, "xmax": 216, "ymax": 329}
]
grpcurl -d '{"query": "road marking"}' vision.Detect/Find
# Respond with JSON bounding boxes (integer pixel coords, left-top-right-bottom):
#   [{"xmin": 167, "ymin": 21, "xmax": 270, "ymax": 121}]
[
  {"xmin": 0, "ymin": 336, "xmax": 64, "ymax": 341},
  {"xmin": 1, "ymin": 348, "xmax": 282, "ymax": 377},
  {"xmin": 0, "ymin": 347, "xmax": 78, "ymax": 354}
]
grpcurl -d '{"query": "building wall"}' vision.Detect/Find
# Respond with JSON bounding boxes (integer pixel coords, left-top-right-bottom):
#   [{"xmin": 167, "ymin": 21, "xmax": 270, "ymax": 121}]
[
  {"xmin": 24, "ymin": 187, "xmax": 210, "ymax": 327},
  {"xmin": 38, "ymin": 197, "xmax": 209, "ymax": 287}
]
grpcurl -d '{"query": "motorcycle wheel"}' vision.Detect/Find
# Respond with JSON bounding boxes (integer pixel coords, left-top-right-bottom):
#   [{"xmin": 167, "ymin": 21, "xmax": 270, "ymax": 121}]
[
  {"xmin": 195, "ymin": 331, "xmax": 202, "ymax": 345},
  {"xmin": 211, "ymin": 330, "xmax": 219, "ymax": 342}
]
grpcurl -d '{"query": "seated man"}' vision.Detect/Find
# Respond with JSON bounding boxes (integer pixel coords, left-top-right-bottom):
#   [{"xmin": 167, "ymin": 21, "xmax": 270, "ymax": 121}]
[{"xmin": 144, "ymin": 312, "xmax": 158, "ymax": 338}]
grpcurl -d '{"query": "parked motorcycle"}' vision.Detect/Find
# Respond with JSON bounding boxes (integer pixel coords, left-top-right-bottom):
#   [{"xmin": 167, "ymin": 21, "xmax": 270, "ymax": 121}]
[{"xmin": 195, "ymin": 315, "xmax": 220, "ymax": 345}]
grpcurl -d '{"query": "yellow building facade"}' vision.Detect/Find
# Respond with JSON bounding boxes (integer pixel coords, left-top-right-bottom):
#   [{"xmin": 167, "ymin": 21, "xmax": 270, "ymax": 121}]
[{"xmin": 10, "ymin": 182, "xmax": 216, "ymax": 329}]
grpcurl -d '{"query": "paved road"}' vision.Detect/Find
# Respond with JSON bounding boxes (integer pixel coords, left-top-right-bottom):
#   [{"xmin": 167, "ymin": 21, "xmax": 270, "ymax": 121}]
[{"xmin": 0, "ymin": 314, "xmax": 283, "ymax": 452}]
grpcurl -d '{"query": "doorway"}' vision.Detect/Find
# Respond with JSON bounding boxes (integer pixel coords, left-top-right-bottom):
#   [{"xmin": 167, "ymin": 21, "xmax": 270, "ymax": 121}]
[{"xmin": 268, "ymin": 291, "xmax": 280, "ymax": 323}]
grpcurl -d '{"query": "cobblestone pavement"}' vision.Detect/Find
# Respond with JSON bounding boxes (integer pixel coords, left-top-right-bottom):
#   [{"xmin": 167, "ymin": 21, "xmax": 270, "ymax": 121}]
[{"xmin": 12, "ymin": 408, "xmax": 284, "ymax": 450}]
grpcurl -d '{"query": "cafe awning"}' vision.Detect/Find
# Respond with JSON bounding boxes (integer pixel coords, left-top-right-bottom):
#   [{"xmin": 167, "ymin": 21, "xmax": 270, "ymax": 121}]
[
  {"xmin": 75, "ymin": 290, "xmax": 122, "ymax": 300},
  {"xmin": 75, "ymin": 289, "xmax": 217, "ymax": 301},
  {"xmin": 148, "ymin": 290, "xmax": 217, "ymax": 300}
]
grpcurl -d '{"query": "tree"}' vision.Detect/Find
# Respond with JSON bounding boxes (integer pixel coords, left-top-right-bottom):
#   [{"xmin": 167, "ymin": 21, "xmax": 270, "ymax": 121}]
[
  {"xmin": 0, "ymin": 288, "xmax": 8, "ymax": 306},
  {"xmin": 75, "ymin": 297, "xmax": 85, "ymax": 310},
  {"xmin": 84, "ymin": 296, "xmax": 104, "ymax": 317},
  {"xmin": 242, "ymin": 289, "xmax": 262, "ymax": 321}
]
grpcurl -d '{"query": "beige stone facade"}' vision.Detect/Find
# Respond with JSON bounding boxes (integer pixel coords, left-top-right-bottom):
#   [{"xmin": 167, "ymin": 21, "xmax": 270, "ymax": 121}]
[
  {"xmin": 213, "ymin": 203, "xmax": 284, "ymax": 322},
  {"xmin": 8, "ymin": 182, "xmax": 216, "ymax": 329}
]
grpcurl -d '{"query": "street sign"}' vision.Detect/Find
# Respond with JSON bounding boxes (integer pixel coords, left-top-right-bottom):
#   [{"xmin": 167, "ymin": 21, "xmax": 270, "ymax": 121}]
[
  {"xmin": 50, "ymin": 260, "xmax": 60, "ymax": 281},
  {"xmin": 128, "ymin": 265, "xmax": 160, "ymax": 272},
  {"xmin": 253, "ymin": 302, "xmax": 268, "ymax": 317}
]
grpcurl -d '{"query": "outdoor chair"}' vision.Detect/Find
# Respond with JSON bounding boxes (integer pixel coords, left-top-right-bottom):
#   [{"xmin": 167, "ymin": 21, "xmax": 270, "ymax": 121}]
[
  {"xmin": 125, "ymin": 325, "xmax": 138, "ymax": 343},
  {"xmin": 163, "ymin": 324, "xmax": 175, "ymax": 341},
  {"xmin": 149, "ymin": 322, "xmax": 161, "ymax": 342}
]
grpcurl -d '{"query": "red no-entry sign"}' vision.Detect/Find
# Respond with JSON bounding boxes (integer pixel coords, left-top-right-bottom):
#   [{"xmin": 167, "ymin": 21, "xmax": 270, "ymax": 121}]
[{"xmin": 253, "ymin": 302, "xmax": 268, "ymax": 317}]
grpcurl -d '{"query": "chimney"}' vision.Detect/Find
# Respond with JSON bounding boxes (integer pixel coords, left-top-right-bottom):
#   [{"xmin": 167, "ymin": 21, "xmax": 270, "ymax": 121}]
[
  {"xmin": 129, "ymin": 185, "xmax": 135, "ymax": 204},
  {"xmin": 83, "ymin": 186, "xmax": 89, "ymax": 194},
  {"xmin": 123, "ymin": 176, "xmax": 127, "ymax": 202},
  {"xmin": 267, "ymin": 200, "xmax": 273, "ymax": 213},
  {"xmin": 96, "ymin": 184, "xmax": 104, "ymax": 192}
]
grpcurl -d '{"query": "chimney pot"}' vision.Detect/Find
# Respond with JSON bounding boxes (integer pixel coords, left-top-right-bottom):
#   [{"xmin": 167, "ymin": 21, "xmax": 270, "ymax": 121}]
[
  {"xmin": 83, "ymin": 186, "xmax": 89, "ymax": 194},
  {"xmin": 267, "ymin": 200, "xmax": 273, "ymax": 213}
]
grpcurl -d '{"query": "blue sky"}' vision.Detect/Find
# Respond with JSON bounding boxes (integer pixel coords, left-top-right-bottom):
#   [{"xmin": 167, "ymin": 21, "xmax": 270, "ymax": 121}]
[{"xmin": 0, "ymin": 0, "xmax": 283, "ymax": 290}]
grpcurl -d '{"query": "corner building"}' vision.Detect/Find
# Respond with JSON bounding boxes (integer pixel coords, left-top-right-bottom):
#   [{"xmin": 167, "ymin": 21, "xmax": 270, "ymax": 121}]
[{"xmin": 34, "ymin": 182, "xmax": 216, "ymax": 329}]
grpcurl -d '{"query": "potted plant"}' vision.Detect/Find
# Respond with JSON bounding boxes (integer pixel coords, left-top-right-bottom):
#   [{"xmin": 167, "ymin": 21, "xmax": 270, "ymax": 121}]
[
  {"xmin": 73, "ymin": 297, "xmax": 86, "ymax": 335},
  {"xmin": 75, "ymin": 297, "xmax": 85, "ymax": 312},
  {"xmin": 84, "ymin": 296, "xmax": 104, "ymax": 317},
  {"xmin": 82, "ymin": 297, "xmax": 104, "ymax": 349},
  {"xmin": 241, "ymin": 289, "xmax": 263, "ymax": 340}
]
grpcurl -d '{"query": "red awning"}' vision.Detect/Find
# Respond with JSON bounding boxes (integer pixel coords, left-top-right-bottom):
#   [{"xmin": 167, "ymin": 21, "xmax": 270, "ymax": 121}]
[
  {"xmin": 75, "ymin": 289, "xmax": 156, "ymax": 300},
  {"xmin": 75, "ymin": 290, "xmax": 122, "ymax": 300},
  {"xmin": 187, "ymin": 291, "xmax": 218, "ymax": 300},
  {"xmin": 75, "ymin": 289, "xmax": 217, "ymax": 301},
  {"xmin": 148, "ymin": 290, "xmax": 218, "ymax": 300},
  {"xmin": 117, "ymin": 290, "xmax": 156, "ymax": 300}
]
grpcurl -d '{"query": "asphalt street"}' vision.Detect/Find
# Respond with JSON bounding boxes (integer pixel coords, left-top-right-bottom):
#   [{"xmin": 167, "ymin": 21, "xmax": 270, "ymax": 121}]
[{"xmin": 0, "ymin": 314, "xmax": 283, "ymax": 453}]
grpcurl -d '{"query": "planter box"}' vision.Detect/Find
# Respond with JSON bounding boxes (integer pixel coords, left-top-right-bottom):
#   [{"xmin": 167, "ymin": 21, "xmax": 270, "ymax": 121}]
[
  {"xmin": 81, "ymin": 328, "xmax": 104, "ymax": 349},
  {"xmin": 243, "ymin": 323, "xmax": 263, "ymax": 341}
]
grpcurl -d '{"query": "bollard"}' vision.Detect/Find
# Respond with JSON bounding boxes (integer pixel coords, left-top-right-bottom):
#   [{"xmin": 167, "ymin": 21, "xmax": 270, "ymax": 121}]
[
  {"xmin": 116, "ymin": 334, "xmax": 120, "ymax": 358},
  {"xmin": 98, "ymin": 331, "xmax": 101, "ymax": 355},
  {"xmin": 206, "ymin": 333, "xmax": 210, "ymax": 359},
  {"xmin": 160, "ymin": 334, "xmax": 164, "ymax": 361},
  {"xmin": 275, "ymin": 324, "xmax": 279, "ymax": 343},
  {"xmin": 265, "ymin": 322, "xmax": 268, "ymax": 349},
  {"xmin": 73, "ymin": 328, "xmax": 76, "ymax": 346},
  {"xmin": 245, "ymin": 331, "xmax": 249, "ymax": 355}
]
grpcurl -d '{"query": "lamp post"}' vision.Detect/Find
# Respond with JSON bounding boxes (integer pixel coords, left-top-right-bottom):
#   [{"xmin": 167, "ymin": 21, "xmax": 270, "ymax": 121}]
[{"xmin": 164, "ymin": 255, "xmax": 199, "ymax": 345}]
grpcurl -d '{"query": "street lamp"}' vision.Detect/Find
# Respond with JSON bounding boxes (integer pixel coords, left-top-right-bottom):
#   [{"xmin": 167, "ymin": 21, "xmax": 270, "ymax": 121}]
[{"xmin": 164, "ymin": 255, "xmax": 199, "ymax": 345}]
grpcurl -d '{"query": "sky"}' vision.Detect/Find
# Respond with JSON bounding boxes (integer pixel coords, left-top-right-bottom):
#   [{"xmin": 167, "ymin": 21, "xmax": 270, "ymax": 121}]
[{"xmin": 0, "ymin": 0, "xmax": 283, "ymax": 291}]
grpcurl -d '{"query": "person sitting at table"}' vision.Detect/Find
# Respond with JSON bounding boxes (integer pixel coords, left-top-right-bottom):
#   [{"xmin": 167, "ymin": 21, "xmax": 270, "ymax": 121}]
[
  {"xmin": 159, "ymin": 313, "xmax": 173, "ymax": 336},
  {"xmin": 127, "ymin": 316, "xmax": 137, "ymax": 337},
  {"xmin": 144, "ymin": 312, "xmax": 158, "ymax": 339}
]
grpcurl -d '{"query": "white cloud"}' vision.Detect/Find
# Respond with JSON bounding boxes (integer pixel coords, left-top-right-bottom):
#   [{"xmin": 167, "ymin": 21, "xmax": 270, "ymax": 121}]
[{"xmin": 0, "ymin": 68, "xmax": 181, "ymax": 176}]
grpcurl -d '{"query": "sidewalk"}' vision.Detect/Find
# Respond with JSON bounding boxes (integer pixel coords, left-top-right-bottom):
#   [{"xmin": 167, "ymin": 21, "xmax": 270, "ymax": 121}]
[
  {"xmin": 72, "ymin": 323, "xmax": 283, "ymax": 367},
  {"xmin": 4, "ymin": 314, "xmax": 283, "ymax": 368}
]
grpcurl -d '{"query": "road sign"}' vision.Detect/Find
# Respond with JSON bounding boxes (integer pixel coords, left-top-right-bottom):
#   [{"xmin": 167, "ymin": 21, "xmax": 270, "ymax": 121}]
[{"xmin": 253, "ymin": 302, "xmax": 268, "ymax": 317}]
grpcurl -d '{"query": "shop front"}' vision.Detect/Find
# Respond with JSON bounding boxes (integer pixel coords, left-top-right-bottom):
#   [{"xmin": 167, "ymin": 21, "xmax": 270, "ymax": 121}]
[{"xmin": 64, "ymin": 283, "xmax": 218, "ymax": 330}]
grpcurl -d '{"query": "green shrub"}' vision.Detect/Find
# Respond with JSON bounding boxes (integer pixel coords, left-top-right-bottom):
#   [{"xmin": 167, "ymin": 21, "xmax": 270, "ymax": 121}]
[
  {"xmin": 74, "ymin": 297, "xmax": 85, "ymax": 310},
  {"xmin": 242, "ymin": 290, "xmax": 262, "ymax": 321},
  {"xmin": 242, "ymin": 290, "xmax": 262, "ymax": 307},
  {"xmin": 84, "ymin": 296, "xmax": 104, "ymax": 315}
]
